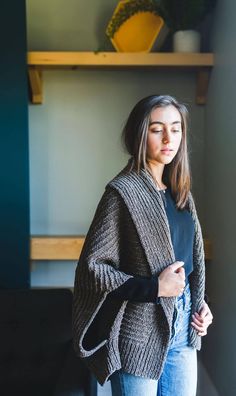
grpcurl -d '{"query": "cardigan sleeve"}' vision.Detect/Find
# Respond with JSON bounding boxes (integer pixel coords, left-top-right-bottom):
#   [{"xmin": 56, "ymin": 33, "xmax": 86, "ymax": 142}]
[
  {"xmin": 187, "ymin": 192, "xmax": 206, "ymax": 349},
  {"xmin": 72, "ymin": 186, "xmax": 134, "ymax": 359},
  {"xmin": 187, "ymin": 192, "xmax": 205, "ymax": 309}
]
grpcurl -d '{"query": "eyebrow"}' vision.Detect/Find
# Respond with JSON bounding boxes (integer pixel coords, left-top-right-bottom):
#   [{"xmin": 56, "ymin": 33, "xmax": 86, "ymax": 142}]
[{"xmin": 149, "ymin": 121, "xmax": 181, "ymax": 126}]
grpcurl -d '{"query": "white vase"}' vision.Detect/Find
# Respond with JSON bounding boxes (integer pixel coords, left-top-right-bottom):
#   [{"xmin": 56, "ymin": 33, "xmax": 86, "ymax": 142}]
[{"xmin": 173, "ymin": 30, "xmax": 201, "ymax": 52}]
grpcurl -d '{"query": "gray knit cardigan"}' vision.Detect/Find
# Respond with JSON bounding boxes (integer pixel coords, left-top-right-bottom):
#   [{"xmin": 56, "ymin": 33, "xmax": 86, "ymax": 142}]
[{"xmin": 72, "ymin": 161, "xmax": 205, "ymax": 385}]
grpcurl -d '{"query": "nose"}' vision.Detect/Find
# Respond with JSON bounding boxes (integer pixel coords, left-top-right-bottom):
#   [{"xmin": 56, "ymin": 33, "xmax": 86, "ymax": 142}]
[{"xmin": 162, "ymin": 128, "xmax": 171, "ymax": 144}]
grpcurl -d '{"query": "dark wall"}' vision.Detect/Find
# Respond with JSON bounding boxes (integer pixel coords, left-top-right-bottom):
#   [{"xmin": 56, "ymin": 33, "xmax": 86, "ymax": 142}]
[{"xmin": 0, "ymin": 1, "xmax": 30, "ymax": 288}]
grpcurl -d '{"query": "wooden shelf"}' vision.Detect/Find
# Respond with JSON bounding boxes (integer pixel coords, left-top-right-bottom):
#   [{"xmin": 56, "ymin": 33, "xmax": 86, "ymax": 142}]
[
  {"xmin": 30, "ymin": 236, "xmax": 85, "ymax": 260},
  {"xmin": 30, "ymin": 236, "xmax": 212, "ymax": 261},
  {"xmin": 28, "ymin": 51, "xmax": 214, "ymax": 67},
  {"xmin": 27, "ymin": 51, "xmax": 214, "ymax": 104}
]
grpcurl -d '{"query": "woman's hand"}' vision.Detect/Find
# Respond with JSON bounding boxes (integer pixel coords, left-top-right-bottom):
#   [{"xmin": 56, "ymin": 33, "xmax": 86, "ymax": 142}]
[
  {"xmin": 191, "ymin": 301, "xmax": 213, "ymax": 336},
  {"xmin": 158, "ymin": 261, "xmax": 185, "ymax": 297}
]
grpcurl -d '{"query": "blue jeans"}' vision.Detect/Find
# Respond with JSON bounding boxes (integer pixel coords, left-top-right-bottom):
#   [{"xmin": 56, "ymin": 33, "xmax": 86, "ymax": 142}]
[{"xmin": 110, "ymin": 283, "xmax": 197, "ymax": 396}]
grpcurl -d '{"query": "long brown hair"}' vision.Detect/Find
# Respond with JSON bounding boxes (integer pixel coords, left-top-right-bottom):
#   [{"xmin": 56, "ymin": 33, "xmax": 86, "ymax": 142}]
[{"xmin": 122, "ymin": 95, "xmax": 191, "ymax": 209}]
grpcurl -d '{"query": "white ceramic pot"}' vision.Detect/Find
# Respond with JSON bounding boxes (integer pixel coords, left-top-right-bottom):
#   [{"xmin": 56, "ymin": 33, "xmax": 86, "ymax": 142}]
[{"xmin": 173, "ymin": 30, "xmax": 201, "ymax": 52}]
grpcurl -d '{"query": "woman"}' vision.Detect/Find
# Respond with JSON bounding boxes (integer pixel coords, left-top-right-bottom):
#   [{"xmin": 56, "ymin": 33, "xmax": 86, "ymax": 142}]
[{"xmin": 72, "ymin": 95, "xmax": 213, "ymax": 396}]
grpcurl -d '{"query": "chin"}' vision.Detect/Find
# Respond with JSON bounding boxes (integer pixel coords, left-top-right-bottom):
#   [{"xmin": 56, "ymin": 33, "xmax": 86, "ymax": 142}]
[
  {"xmin": 159, "ymin": 157, "xmax": 175, "ymax": 165},
  {"xmin": 165, "ymin": 157, "xmax": 175, "ymax": 164}
]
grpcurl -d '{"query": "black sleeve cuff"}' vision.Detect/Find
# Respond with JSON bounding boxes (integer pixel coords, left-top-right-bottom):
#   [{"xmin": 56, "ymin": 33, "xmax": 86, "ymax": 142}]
[{"xmin": 108, "ymin": 274, "xmax": 159, "ymax": 303}]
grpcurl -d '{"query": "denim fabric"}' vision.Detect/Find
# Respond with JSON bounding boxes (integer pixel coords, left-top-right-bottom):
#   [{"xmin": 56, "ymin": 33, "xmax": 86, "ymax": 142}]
[{"xmin": 110, "ymin": 283, "xmax": 197, "ymax": 396}]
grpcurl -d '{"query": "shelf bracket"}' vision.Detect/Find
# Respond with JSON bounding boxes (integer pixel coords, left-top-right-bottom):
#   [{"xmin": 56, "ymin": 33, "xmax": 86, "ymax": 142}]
[
  {"xmin": 196, "ymin": 68, "xmax": 211, "ymax": 105},
  {"xmin": 28, "ymin": 67, "xmax": 43, "ymax": 104}
]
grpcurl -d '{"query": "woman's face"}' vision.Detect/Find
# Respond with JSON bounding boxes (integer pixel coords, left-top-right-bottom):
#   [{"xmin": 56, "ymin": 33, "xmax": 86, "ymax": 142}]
[{"xmin": 146, "ymin": 105, "xmax": 182, "ymax": 166}]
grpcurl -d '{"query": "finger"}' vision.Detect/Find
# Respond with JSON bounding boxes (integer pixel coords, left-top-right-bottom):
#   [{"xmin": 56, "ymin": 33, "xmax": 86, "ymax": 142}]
[
  {"xmin": 192, "ymin": 316, "xmax": 204, "ymax": 327},
  {"xmin": 192, "ymin": 314, "xmax": 212, "ymax": 327},
  {"xmin": 193, "ymin": 313, "xmax": 204, "ymax": 323},
  {"xmin": 197, "ymin": 330, "xmax": 207, "ymax": 337},
  {"xmin": 198, "ymin": 302, "xmax": 213, "ymax": 319},
  {"xmin": 191, "ymin": 322, "xmax": 206, "ymax": 332},
  {"xmin": 177, "ymin": 268, "xmax": 186, "ymax": 279},
  {"xmin": 199, "ymin": 305, "xmax": 208, "ymax": 318},
  {"xmin": 171, "ymin": 261, "xmax": 184, "ymax": 272},
  {"xmin": 191, "ymin": 320, "xmax": 211, "ymax": 333},
  {"xmin": 194, "ymin": 312, "xmax": 213, "ymax": 323}
]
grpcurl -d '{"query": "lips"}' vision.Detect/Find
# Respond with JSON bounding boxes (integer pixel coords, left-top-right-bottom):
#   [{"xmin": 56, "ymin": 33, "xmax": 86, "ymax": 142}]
[{"xmin": 161, "ymin": 149, "xmax": 173, "ymax": 153}]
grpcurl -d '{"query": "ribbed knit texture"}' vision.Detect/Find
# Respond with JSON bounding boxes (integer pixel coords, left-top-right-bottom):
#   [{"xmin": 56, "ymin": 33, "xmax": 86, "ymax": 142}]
[{"xmin": 72, "ymin": 160, "xmax": 205, "ymax": 385}]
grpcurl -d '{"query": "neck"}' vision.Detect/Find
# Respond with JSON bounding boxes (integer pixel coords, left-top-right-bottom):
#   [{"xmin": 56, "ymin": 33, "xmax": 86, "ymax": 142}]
[{"xmin": 147, "ymin": 160, "xmax": 165, "ymax": 185}]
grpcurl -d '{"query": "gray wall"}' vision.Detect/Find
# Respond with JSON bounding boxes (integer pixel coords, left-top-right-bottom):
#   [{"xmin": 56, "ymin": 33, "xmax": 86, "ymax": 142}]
[
  {"xmin": 202, "ymin": 0, "xmax": 236, "ymax": 394},
  {"xmin": 27, "ymin": 1, "xmax": 206, "ymax": 288}
]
